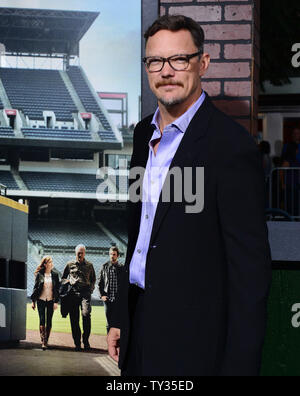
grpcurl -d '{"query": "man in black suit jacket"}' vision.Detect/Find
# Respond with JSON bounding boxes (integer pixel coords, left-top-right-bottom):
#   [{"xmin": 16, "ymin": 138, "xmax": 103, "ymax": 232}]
[{"xmin": 107, "ymin": 15, "xmax": 272, "ymax": 376}]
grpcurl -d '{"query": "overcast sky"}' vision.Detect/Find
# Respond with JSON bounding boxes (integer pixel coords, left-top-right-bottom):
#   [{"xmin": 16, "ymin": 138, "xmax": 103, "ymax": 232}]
[{"xmin": 0, "ymin": 0, "xmax": 141, "ymax": 125}]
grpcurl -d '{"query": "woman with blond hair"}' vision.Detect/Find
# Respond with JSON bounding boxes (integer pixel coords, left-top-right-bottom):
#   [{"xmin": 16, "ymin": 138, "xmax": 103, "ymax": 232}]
[{"xmin": 31, "ymin": 256, "xmax": 60, "ymax": 350}]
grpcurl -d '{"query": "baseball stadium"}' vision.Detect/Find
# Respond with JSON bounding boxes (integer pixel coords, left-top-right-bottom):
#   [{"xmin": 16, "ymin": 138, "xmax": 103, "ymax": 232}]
[{"xmin": 0, "ymin": 5, "xmax": 133, "ymax": 374}]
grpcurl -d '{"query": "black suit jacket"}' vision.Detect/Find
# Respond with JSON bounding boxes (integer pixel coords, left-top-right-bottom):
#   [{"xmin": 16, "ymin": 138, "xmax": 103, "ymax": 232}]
[{"xmin": 112, "ymin": 94, "xmax": 272, "ymax": 376}]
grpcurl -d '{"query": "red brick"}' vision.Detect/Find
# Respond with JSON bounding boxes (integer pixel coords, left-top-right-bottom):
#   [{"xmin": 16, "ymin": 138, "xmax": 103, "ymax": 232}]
[
  {"xmin": 224, "ymin": 44, "xmax": 252, "ymax": 59},
  {"xmin": 204, "ymin": 43, "xmax": 221, "ymax": 59},
  {"xmin": 204, "ymin": 62, "xmax": 250, "ymax": 79},
  {"xmin": 202, "ymin": 81, "xmax": 221, "ymax": 97},
  {"xmin": 168, "ymin": 6, "xmax": 222, "ymax": 21},
  {"xmin": 213, "ymin": 100, "xmax": 250, "ymax": 116},
  {"xmin": 225, "ymin": 5, "xmax": 253, "ymax": 21},
  {"xmin": 202, "ymin": 24, "xmax": 251, "ymax": 41},
  {"xmin": 224, "ymin": 81, "xmax": 252, "ymax": 97}
]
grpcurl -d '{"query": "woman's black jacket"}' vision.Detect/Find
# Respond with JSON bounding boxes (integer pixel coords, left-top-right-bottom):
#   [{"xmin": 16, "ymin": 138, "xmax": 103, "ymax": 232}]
[{"xmin": 31, "ymin": 269, "xmax": 60, "ymax": 303}]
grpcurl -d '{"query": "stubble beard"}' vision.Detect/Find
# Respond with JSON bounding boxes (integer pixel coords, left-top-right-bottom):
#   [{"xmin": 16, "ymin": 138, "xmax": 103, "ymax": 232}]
[
  {"xmin": 155, "ymin": 82, "xmax": 199, "ymax": 109},
  {"xmin": 158, "ymin": 95, "xmax": 186, "ymax": 108}
]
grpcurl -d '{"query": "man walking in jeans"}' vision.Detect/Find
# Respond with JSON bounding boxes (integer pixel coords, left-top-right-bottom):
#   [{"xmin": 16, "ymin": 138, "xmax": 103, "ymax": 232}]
[
  {"xmin": 62, "ymin": 244, "xmax": 96, "ymax": 351},
  {"xmin": 98, "ymin": 246, "xmax": 124, "ymax": 333}
]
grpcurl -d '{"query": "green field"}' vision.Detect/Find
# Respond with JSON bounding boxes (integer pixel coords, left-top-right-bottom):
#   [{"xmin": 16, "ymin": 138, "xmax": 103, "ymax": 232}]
[{"xmin": 26, "ymin": 303, "xmax": 107, "ymax": 335}]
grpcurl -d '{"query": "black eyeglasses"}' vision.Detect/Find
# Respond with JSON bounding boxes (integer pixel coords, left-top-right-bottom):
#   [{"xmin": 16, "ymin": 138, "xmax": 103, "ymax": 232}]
[{"xmin": 143, "ymin": 51, "xmax": 202, "ymax": 72}]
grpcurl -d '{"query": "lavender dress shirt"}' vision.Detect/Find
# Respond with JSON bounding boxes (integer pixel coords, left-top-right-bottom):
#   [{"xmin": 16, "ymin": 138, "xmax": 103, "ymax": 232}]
[{"xmin": 129, "ymin": 91, "xmax": 206, "ymax": 289}]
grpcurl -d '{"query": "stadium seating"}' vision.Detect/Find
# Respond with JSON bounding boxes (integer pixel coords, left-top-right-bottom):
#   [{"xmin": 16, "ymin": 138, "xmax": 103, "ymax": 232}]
[
  {"xmin": 67, "ymin": 66, "xmax": 117, "ymax": 141},
  {"xmin": 98, "ymin": 130, "xmax": 118, "ymax": 142},
  {"xmin": 20, "ymin": 171, "xmax": 103, "ymax": 193},
  {"xmin": 0, "ymin": 170, "xmax": 19, "ymax": 189},
  {"xmin": 28, "ymin": 219, "xmax": 114, "ymax": 249},
  {"xmin": 0, "ymin": 126, "xmax": 15, "ymax": 137},
  {"xmin": 0, "ymin": 68, "xmax": 77, "ymax": 121},
  {"xmin": 97, "ymin": 210, "xmax": 128, "ymax": 245},
  {"xmin": 22, "ymin": 127, "xmax": 92, "ymax": 140}
]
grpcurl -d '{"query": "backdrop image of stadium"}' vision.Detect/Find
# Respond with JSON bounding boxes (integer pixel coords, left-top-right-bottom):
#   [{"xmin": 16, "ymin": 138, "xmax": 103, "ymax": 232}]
[{"xmin": 0, "ymin": 0, "xmax": 140, "ymax": 360}]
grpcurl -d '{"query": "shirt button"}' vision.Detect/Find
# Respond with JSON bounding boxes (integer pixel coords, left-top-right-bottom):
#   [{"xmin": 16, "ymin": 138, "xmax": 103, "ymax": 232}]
[
  {"xmin": 137, "ymin": 249, "xmax": 141, "ymax": 254},
  {"xmin": 145, "ymin": 215, "xmax": 149, "ymax": 219}
]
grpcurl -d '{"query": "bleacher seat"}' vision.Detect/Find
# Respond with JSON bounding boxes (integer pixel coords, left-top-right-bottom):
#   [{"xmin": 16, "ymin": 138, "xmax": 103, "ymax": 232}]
[
  {"xmin": 67, "ymin": 66, "xmax": 117, "ymax": 141},
  {"xmin": 98, "ymin": 210, "xmax": 128, "ymax": 245},
  {"xmin": 0, "ymin": 170, "xmax": 19, "ymax": 190},
  {"xmin": 0, "ymin": 126, "xmax": 15, "ymax": 137},
  {"xmin": 98, "ymin": 130, "xmax": 118, "ymax": 142},
  {"xmin": 0, "ymin": 68, "xmax": 77, "ymax": 121},
  {"xmin": 22, "ymin": 127, "xmax": 92, "ymax": 140},
  {"xmin": 20, "ymin": 171, "xmax": 103, "ymax": 193},
  {"xmin": 28, "ymin": 219, "xmax": 114, "ymax": 249}
]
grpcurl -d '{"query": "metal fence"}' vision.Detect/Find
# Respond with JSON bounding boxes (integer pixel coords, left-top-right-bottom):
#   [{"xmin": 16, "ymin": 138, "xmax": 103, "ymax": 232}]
[{"xmin": 268, "ymin": 167, "xmax": 300, "ymax": 220}]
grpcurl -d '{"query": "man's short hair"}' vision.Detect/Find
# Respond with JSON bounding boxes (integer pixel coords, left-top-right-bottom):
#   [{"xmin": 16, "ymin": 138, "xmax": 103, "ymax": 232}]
[
  {"xmin": 75, "ymin": 244, "xmax": 86, "ymax": 254},
  {"xmin": 144, "ymin": 15, "xmax": 205, "ymax": 54},
  {"xmin": 109, "ymin": 246, "xmax": 120, "ymax": 256}
]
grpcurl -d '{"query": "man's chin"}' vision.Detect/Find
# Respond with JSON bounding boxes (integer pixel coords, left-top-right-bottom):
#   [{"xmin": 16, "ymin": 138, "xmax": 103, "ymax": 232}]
[{"xmin": 158, "ymin": 96, "xmax": 185, "ymax": 107}]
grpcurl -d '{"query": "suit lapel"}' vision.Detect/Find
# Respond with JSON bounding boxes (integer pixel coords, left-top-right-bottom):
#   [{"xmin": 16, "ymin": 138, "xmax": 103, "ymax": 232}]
[{"xmin": 149, "ymin": 95, "xmax": 215, "ymax": 247}]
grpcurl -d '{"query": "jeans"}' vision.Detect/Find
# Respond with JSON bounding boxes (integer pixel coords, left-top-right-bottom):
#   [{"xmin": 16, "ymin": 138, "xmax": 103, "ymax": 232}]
[
  {"xmin": 103, "ymin": 300, "xmax": 115, "ymax": 333},
  {"xmin": 37, "ymin": 299, "xmax": 54, "ymax": 328}
]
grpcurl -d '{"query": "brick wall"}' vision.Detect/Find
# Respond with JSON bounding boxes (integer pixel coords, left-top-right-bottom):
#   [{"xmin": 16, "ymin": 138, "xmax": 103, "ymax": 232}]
[{"xmin": 160, "ymin": 0, "xmax": 260, "ymax": 135}]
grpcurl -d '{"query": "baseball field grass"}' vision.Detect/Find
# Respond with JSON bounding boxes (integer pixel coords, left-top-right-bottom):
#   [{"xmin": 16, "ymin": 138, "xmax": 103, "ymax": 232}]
[{"xmin": 26, "ymin": 303, "xmax": 107, "ymax": 335}]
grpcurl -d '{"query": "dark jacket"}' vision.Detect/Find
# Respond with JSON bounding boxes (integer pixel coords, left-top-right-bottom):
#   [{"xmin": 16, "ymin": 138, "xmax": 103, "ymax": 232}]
[
  {"xmin": 111, "ymin": 94, "xmax": 272, "ymax": 376},
  {"xmin": 59, "ymin": 281, "xmax": 73, "ymax": 318},
  {"xmin": 98, "ymin": 261, "xmax": 124, "ymax": 298},
  {"xmin": 31, "ymin": 269, "xmax": 60, "ymax": 303},
  {"xmin": 62, "ymin": 259, "xmax": 96, "ymax": 296}
]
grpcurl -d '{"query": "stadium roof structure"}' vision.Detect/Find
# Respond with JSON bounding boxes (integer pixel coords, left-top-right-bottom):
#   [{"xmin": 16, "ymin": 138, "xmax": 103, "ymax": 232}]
[{"xmin": 0, "ymin": 7, "xmax": 99, "ymax": 57}]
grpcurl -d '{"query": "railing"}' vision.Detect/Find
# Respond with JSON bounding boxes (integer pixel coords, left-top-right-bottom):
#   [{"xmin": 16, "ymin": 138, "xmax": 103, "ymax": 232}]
[{"xmin": 268, "ymin": 167, "xmax": 300, "ymax": 220}]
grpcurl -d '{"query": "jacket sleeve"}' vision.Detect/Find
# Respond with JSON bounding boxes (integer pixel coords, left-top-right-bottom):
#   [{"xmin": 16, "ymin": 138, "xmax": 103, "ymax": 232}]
[
  {"xmin": 98, "ymin": 267, "xmax": 106, "ymax": 297},
  {"xmin": 30, "ymin": 273, "xmax": 40, "ymax": 302},
  {"xmin": 90, "ymin": 265, "xmax": 96, "ymax": 294},
  {"xmin": 53, "ymin": 273, "xmax": 61, "ymax": 303},
  {"xmin": 62, "ymin": 263, "xmax": 70, "ymax": 280},
  {"xmin": 217, "ymin": 131, "xmax": 272, "ymax": 376}
]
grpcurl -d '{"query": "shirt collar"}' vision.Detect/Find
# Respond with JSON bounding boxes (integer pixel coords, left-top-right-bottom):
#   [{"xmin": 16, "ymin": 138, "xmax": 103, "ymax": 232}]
[{"xmin": 151, "ymin": 90, "xmax": 206, "ymax": 135}]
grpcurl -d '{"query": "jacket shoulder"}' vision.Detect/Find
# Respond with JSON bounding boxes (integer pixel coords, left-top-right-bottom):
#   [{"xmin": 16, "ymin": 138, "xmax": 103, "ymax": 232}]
[
  {"xmin": 100, "ymin": 261, "xmax": 110, "ymax": 271},
  {"xmin": 135, "ymin": 114, "xmax": 154, "ymax": 129},
  {"xmin": 85, "ymin": 260, "xmax": 94, "ymax": 268},
  {"xmin": 208, "ymin": 102, "xmax": 256, "ymax": 150},
  {"xmin": 133, "ymin": 114, "xmax": 154, "ymax": 141}
]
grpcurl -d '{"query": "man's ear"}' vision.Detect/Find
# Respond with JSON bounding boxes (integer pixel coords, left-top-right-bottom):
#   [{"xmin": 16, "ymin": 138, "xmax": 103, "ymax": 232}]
[{"xmin": 199, "ymin": 53, "xmax": 210, "ymax": 78}]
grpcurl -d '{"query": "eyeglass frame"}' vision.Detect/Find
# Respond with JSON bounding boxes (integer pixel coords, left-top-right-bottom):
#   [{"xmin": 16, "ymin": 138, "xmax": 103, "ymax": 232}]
[{"xmin": 143, "ymin": 51, "xmax": 203, "ymax": 73}]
